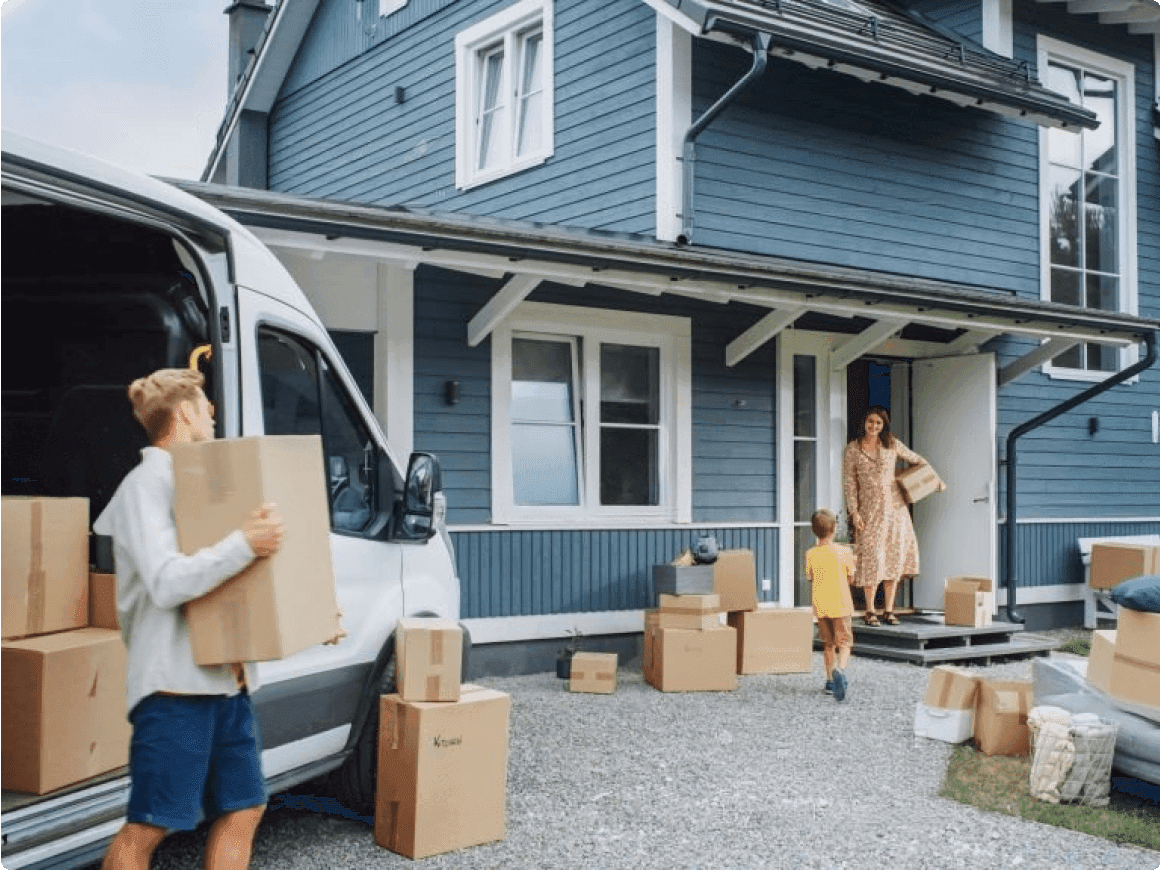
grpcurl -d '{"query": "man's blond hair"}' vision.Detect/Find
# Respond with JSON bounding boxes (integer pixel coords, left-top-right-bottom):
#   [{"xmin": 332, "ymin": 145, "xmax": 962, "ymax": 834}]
[{"xmin": 128, "ymin": 369, "xmax": 205, "ymax": 443}]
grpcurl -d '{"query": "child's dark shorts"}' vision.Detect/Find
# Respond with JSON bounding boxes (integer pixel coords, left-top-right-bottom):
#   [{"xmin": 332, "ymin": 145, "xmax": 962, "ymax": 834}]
[
  {"xmin": 127, "ymin": 691, "xmax": 267, "ymax": 831},
  {"xmin": 816, "ymin": 616, "xmax": 853, "ymax": 650}
]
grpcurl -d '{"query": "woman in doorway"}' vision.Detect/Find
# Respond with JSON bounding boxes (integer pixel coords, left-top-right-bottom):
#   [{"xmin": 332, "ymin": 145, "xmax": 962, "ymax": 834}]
[{"xmin": 843, "ymin": 405, "xmax": 926, "ymax": 626}]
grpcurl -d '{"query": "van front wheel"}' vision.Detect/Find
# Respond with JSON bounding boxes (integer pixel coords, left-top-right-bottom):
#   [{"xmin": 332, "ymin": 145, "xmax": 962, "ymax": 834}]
[{"xmin": 330, "ymin": 654, "xmax": 395, "ymax": 817}]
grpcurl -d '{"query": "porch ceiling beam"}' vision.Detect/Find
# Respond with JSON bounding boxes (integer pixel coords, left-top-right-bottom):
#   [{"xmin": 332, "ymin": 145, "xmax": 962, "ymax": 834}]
[
  {"xmin": 943, "ymin": 329, "xmax": 1002, "ymax": 356},
  {"xmin": 1127, "ymin": 20, "xmax": 1160, "ymax": 33},
  {"xmin": 829, "ymin": 320, "xmax": 908, "ymax": 371},
  {"xmin": 1068, "ymin": 0, "xmax": 1134, "ymax": 13},
  {"xmin": 726, "ymin": 307, "xmax": 806, "ymax": 367},
  {"xmin": 467, "ymin": 273, "xmax": 542, "ymax": 347},
  {"xmin": 997, "ymin": 337, "xmax": 1081, "ymax": 386},
  {"xmin": 1100, "ymin": 5, "xmax": 1160, "ymax": 22}
]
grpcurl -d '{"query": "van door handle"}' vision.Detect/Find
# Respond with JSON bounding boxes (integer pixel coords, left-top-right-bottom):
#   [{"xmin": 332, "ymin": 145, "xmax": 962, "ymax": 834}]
[{"xmin": 973, "ymin": 495, "xmax": 989, "ymax": 503}]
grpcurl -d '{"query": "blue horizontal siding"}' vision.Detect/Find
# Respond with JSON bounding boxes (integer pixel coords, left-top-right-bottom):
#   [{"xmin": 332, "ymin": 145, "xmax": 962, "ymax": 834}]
[
  {"xmin": 999, "ymin": 520, "xmax": 1160, "ymax": 588},
  {"xmin": 452, "ymin": 525, "xmax": 780, "ymax": 618},
  {"xmin": 905, "ymin": 0, "xmax": 982, "ymax": 43}
]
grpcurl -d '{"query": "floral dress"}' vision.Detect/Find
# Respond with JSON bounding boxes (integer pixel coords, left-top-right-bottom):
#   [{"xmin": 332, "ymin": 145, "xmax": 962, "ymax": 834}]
[{"xmin": 842, "ymin": 439, "xmax": 923, "ymax": 589}]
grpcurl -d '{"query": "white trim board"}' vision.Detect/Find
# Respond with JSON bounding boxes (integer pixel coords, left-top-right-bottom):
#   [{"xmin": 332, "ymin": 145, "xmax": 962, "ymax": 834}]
[
  {"xmin": 448, "ymin": 521, "xmax": 780, "ymax": 532},
  {"xmin": 994, "ymin": 584, "xmax": 1085, "ymax": 605},
  {"xmin": 998, "ymin": 517, "xmax": 1160, "ymax": 525}
]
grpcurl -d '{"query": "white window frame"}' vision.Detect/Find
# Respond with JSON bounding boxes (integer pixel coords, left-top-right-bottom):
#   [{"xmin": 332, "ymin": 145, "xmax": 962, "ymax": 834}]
[
  {"xmin": 491, "ymin": 302, "xmax": 692, "ymax": 526},
  {"xmin": 379, "ymin": 0, "xmax": 407, "ymax": 16},
  {"xmin": 1037, "ymin": 36, "xmax": 1138, "ymax": 382},
  {"xmin": 455, "ymin": 0, "xmax": 554, "ymax": 190}
]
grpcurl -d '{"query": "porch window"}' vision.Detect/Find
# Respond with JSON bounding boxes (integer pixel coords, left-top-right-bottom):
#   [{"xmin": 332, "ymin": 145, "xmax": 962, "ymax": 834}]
[
  {"xmin": 455, "ymin": 0, "xmax": 554, "ymax": 189},
  {"xmin": 1038, "ymin": 37, "xmax": 1137, "ymax": 378},
  {"xmin": 492, "ymin": 302, "xmax": 691, "ymax": 524}
]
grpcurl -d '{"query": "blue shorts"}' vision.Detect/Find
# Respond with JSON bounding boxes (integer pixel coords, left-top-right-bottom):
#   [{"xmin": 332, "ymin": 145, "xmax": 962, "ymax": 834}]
[{"xmin": 127, "ymin": 692, "xmax": 267, "ymax": 831}]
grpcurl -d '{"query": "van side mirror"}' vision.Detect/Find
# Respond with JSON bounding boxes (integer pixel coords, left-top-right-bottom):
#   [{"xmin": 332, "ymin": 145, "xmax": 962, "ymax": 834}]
[{"xmin": 401, "ymin": 452, "xmax": 442, "ymax": 539}]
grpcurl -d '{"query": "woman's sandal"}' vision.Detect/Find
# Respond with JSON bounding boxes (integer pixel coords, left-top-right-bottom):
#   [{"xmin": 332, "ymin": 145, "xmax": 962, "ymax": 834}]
[
  {"xmin": 862, "ymin": 613, "xmax": 880, "ymax": 627},
  {"xmin": 882, "ymin": 612, "xmax": 900, "ymax": 626}
]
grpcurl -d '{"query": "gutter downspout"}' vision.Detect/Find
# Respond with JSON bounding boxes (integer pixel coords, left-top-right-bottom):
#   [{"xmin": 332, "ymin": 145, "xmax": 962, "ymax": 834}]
[
  {"xmin": 1003, "ymin": 330, "xmax": 1158, "ymax": 624},
  {"xmin": 678, "ymin": 31, "xmax": 771, "ymax": 246}
]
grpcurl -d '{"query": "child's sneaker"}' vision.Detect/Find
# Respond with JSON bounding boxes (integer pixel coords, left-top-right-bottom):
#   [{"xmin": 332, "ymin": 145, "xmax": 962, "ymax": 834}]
[
  {"xmin": 823, "ymin": 679, "xmax": 834, "ymax": 695},
  {"xmin": 832, "ymin": 669, "xmax": 847, "ymax": 702}
]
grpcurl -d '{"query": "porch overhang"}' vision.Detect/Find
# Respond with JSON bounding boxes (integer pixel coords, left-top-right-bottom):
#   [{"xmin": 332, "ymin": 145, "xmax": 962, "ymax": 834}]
[
  {"xmin": 171, "ymin": 180, "xmax": 1158, "ymax": 382},
  {"xmin": 651, "ymin": 0, "xmax": 1100, "ymax": 130}
]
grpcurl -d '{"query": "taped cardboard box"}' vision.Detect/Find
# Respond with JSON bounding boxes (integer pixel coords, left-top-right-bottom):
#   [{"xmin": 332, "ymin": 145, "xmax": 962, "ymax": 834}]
[
  {"xmin": 1089, "ymin": 542, "xmax": 1160, "ymax": 590},
  {"xmin": 943, "ymin": 576, "xmax": 994, "ymax": 628},
  {"xmin": 2, "ymin": 627, "xmax": 130, "ymax": 794},
  {"xmin": 2, "ymin": 497, "xmax": 89, "ymax": 640},
  {"xmin": 374, "ymin": 684, "xmax": 510, "ymax": 859},
  {"xmin": 88, "ymin": 572, "xmax": 119, "ymax": 630},
  {"xmin": 1086, "ymin": 630, "xmax": 1116, "ymax": 693},
  {"xmin": 657, "ymin": 593, "xmax": 721, "ymax": 630},
  {"xmin": 569, "ymin": 652, "xmax": 618, "ymax": 694},
  {"xmin": 923, "ymin": 665, "xmax": 979, "ymax": 711},
  {"xmin": 713, "ymin": 549, "xmax": 759, "ymax": 613},
  {"xmin": 173, "ymin": 436, "xmax": 340, "ymax": 664},
  {"xmin": 1108, "ymin": 610, "xmax": 1160, "ymax": 709},
  {"xmin": 974, "ymin": 679, "xmax": 1033, "ymax": 757},
  {"xmin": 644, "ymin": 625, "xmax": 737, "ymax": 693},
  {"xmin": 726, "ymin": 608, "xmax": 812, "ymax": 674},
  {"xmin": 396, "ymin": 617, "xmax": 462, "ymax": 703},
  {"xmin": 896, "ymin": 464, "xmax": 945, "ymax": 505}
]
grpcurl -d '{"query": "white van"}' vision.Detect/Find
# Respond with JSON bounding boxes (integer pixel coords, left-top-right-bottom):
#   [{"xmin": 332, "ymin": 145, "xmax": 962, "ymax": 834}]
[{"xmin": 1, "ymin": 131, "xmax": 467, "ymax": 869}]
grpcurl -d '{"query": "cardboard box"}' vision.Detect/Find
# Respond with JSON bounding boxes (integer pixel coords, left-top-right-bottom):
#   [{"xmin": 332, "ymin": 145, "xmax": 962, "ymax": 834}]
[
  {"xmin": 923, "ymin": 665, "xmax": 979, "ymax": 711},
  {"xmin": 2, "ymin": 497, "xmax": 89, "ymax": 640},
  {"xmin": 896, "ymin": 464, "xmax": 945, "ymax": 505},
  {"xmin": 1086, "ymin": 629, "xmax": 1116, "ymax": 693},
  {"xmin": 713, "ymin": 549, "xmax": 759, "ymax": 613},
  {"xmin": 1107, "ymin": 610, "xmax": 1160, "ymax": 708},
  {"xmin": 88, "ymin": 572, "xmax": 119, "ymax": 630},
  {"xmin": 943, "ymin": 576, "xmax": 994, "ymax": 628},
  {"xmin": 569, "ymin": 652, "xmax": 618, "ymax": 694},
  {"xmin": 396, "ymin": 617, "xmax": 462, "ymax": 703},
  {"xmin": 2, "ymin": 628, "xmax": 130, "ymax": 794},
  {"xmin": 974, "ymin": 679, "xmax": 1033, "ymax": 757},
  {"xmin": 653, "ymin": 563, "xmax": 715, "ymax": 596},
  {"xmin": 172, "ymin": 436, "xmax": 340, "ymax": 664},
  {"xmin": 726, "ymin": 608, "xmax": 813, "ymax": 674},
  {"xmin": 1090, "ymin": 542, "xmax": 1160, "ymax": 590},
  {"xmin": 374, "ymin": 684, "xmax": 509, "ymax": 859},
  {"xmin": 657, "ymin": 593, "xmax": 721, "ymax": 630},
  {"xmin": 644, "ymin": 625, "xmax": 737, "ymax": 692},
  {"xmin": 913, "ymin": 703, "xmax": 973, "ymax": 744}
]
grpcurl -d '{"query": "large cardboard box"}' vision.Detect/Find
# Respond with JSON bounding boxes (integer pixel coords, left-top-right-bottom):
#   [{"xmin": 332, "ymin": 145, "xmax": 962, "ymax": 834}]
[
  {"xmin": 1090, "ymin": 542, "xmax": 1160, "ymax": 590},
  {"xmin": 974, "ymin": 679, "xmax": 1033, "ymax": 757},
  {"xmin": 2, "ymin": 628, "xmax": 130, "ymax": 794},
  {"xmin": 172, "ymin": 436, "xmax": 340, "ymax": 664},
  {"xmin": 2, "ymin": 497, "xmax": 89, "ymax": 640},
  {"xmin": 713, "ymin": 549, "xmax": 759, "ymax": 613},
  {"xmin": 923, "ymin": 665, "xmax": 979, "ymax": 711},
  {"xmin": 396, "ymin": 617, "xmax": 462, "ymax": 702},
  {"xmin": 569, "ymin": 652, "xmax": 617, "ymax": 694},
  {"xmin": 896, "ymin": 464, "xmax": 945, "ymax": 505},
  {"xmin": 88, "ymin": 572, "xmax": 119, "ymax": 631},
  {"xmin": 644, "ymin": 625, "xmax": 737, "ymax": 692},
  {"xmin": 374, "ymin": 684, "xmax": 510, "ymax": 859},
  {"xmin": 1108, "ymin": 609, "xmax": 1160, "ymax": 708},
  {"xmin": 943, "ymin": 576, "xmax": 994, "ymax": 628},
  {"xmin": 1086, "ymin": 629, "xmax": 1116, "ymax": 693},
  {"xmin": 726, "ymin": 608, "xmax": 813, "ymax": 674},
  {"xmin": 657, "ymin": 593, "xmax": 721, "ymax": 630}
]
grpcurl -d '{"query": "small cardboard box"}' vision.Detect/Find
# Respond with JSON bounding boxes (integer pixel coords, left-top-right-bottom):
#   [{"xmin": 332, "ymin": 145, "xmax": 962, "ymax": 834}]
[
  {"xmin": 943, "ymin": 576, "xmax": 994, "ymax": 628},
  {"xmin": 913, "ymin": 703, "xmax": 973, "ymax": 744},
  {"xmin": 1086, "ymin": 629, "xmax": 1116, "ymax": 693},
  {"xmin": 173, "ymin": 436, "xmax": 340, "ymax": 664},
  {"xmin": 2, "ymin": 497, "xmax": 89, "ymax": 640},
  {"xmin": 644, "ymin": 625, "xmax": 737, "ymax": 693},
  {"xmin": 657, "ymin": 593, "xmax": 721, "ymax": 630},
  {"xmin": 1090, "ymin": 542, "xmax": 1160, "ymax": 590},
  {"xmin": 713, "ymin": 549, "xmax": 759, "ymax": 613},
  {"xmin": 2, "ymin": 628, "xmax": 131, "ymax": 794},
  {"xmin": 653, "ymin": 563, "xmax": 715, "ymax": 596},
  {"xmin": 896, "ymin": 464, "xmax": 945, "ymax": 505},
  {"xmin": 923, "ymin": 665, "xmax": 979, "ymax": 711},
  {"xmin": 974, "ymin": 679, "xmax": 1033, "ymax": 757},
  {"xmin": 569, "ymin": 652, "xmax": 617, "ymax": 694},
  {"xmin": 726, "ymin": 608, "xmax": 813, "ymax": 674},
  {"xmin": 396, "ymin": 617, "xmax": 462, "ymax": 703},
  {"xmin": 88, "ymin": 572, "xmax": 119, "ymax": 631},
  {"xmin": 374, "ymin": 684, "xmax": 510, "ymax": 859},
  {"xmin": 1108, "ymin": 609, "xmax": 1160, "ymax": 708}
]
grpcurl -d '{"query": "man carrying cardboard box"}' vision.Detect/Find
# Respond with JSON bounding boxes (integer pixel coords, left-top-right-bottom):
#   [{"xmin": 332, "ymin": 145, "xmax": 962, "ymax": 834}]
[{"xmin": 93, "ymin": 369, "xmax": 286, "ymax": 870}]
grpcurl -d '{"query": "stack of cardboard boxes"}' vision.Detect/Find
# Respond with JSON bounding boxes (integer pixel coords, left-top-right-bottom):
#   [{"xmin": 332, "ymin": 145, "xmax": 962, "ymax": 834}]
[
  {"xmin": 374, "ymin": 617, "xmax": 511, "ymax": 860},
  {"xmin": 2, "ymin": 496, "xmax": 132, "ymax": 795},
  {"xmin": 1086, "ymin": 608, "xmax": 1160, "ymax": 712},
  {"xmin": 914, "ymin": 665, "xmax": 1035, "ymax": 757},
  {"xmin": 644, "ymin": 588, "xmax": 736, "ymax": 692},
  {"xmin": 721, "ymin": 549, "xmax": 812, "ymax": 676}
]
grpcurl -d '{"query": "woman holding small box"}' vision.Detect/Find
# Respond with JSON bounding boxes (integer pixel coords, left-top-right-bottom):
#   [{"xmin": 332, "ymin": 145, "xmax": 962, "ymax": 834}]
[{"xmin": 842, "ymin": 405, "xmax": 927, "ymax": 627}]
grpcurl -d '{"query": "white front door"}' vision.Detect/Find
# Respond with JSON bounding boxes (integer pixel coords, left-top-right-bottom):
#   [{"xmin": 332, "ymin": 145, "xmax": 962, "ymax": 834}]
[{"xmin": 909, "ymin": 353, "xmax": 998, "ymax": 611}]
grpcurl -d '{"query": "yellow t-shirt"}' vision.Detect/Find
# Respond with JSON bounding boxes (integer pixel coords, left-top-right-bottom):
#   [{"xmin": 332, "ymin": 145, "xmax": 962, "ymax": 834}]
[{"xmin": 806, "ymin": 543, "xmax": 855, "ymax": 618}]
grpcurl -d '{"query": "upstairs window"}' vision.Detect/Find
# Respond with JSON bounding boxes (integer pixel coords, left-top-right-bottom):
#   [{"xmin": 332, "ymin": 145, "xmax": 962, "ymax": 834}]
[
  {"xmin": 1038, "ymin": 37, "xmax": 1137, "ymax": 378},
  {"xmin": 455, "ymin": 0, "xmax": 554, "ymax": 189}
]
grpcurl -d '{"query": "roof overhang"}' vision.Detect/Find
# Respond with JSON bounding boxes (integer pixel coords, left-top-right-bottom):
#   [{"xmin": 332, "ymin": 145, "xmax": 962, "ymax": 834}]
[
  {"xmin": 653, "ymin": 0, "xmax": 1100, "ymax": 130},
  {"xmin": 170, "ymin": 179, "xmax": 1156, "ymax": 384},
  {"xmin": 1037, "ymin": 0, "xmax": 1160, "ymax": 37}
]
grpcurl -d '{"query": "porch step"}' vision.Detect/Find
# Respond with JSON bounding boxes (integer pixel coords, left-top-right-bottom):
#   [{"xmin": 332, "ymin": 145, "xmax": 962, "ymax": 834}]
[{"xmin": 844, "ymin": 634, "xmax": 1060, "ymax": 666}]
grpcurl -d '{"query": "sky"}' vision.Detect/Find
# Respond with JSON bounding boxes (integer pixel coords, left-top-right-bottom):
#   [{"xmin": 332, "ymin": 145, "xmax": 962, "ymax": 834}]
[{"xmin": 2, "ymin": 0, "xmax": 232, "ymax": 180}]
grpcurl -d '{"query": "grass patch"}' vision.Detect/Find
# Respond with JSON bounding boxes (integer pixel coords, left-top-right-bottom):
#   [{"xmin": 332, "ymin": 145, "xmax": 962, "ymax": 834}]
[
  {"xmin": 941, "ymin": 744, "xmax": 1160, "ymax": 850},
  {"xmin": 1056, "ymin": 638, "xmax": 1092, "ymax": 657}
]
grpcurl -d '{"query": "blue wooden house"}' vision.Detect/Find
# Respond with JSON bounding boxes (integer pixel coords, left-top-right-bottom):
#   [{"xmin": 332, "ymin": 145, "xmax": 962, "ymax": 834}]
[{"xmin": 199, "ymin": 0, "xmax": 1160, "ymax": 666}]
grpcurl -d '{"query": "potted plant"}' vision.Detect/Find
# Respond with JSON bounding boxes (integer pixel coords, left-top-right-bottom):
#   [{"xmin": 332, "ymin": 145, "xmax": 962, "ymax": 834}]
[{"xmin": 556, "ymin": 628, "xmax": 583, "ymax": 679}]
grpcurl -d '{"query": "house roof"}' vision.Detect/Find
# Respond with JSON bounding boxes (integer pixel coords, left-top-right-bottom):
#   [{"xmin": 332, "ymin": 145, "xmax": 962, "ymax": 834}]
[{"xmin": 653, "ymin": 0, "xmax": 1100, "ymax": 129}]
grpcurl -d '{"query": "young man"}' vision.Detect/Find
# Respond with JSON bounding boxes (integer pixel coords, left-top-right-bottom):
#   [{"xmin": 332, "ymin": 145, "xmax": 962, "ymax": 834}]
[
  {"xmin": 805, "ymin": 509, "xmax": 857, "ymax": 702},
  {"xmin": 94, "ymin": 368, "xmax": 284, "ymax": 870}
]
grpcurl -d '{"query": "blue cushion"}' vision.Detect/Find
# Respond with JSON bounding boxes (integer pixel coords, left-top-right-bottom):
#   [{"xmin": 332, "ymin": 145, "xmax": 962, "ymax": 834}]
[{"xmin": 1109, "ymin": 574, "xmax": 1160, "ymax": 614}]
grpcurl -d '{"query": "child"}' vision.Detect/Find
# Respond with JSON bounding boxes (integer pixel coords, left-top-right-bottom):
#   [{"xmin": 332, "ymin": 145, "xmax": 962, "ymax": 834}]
[{"xmin": 805, "ymin": 509, "xmax": 856, "ymax": 702}]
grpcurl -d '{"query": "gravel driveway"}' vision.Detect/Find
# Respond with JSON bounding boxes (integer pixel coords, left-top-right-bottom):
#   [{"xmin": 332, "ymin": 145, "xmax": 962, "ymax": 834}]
[{"xmin": 149, "ymin": 649, "xmax": 1159, "ymax": 870}]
